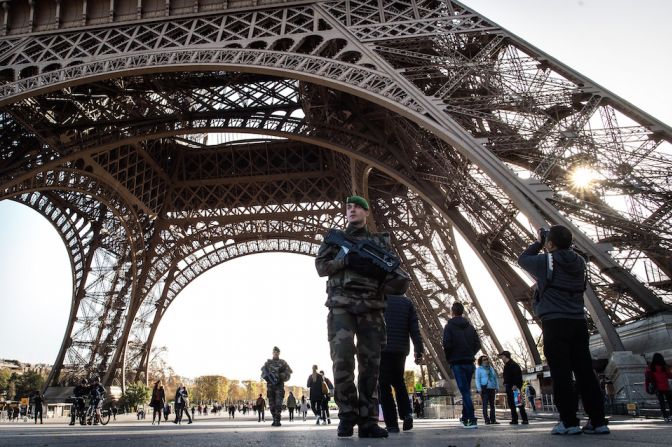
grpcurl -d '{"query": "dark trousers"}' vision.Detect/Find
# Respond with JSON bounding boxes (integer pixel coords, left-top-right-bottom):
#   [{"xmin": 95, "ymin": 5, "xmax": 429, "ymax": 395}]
[
  {"xmin": 175, "ymin": 404, "xmax": 192, "ymax": 423},
  {"xmin": 34, "ymin": 406, "xmax": 43, "ymax": 424},
  {"xmin": 288, "ymin": 408, "xmax": 295, "ymax": 421},
  {"xmin": 379, "ymin": 352, "xmax": 412, "ymax": 428},
  {"xmin": 656, "ymin": 390, "xmax": 672, "ymax": 418},
  {"xmin": 543, "ymin": 318, "xmax": 605, "ymax": 427},
  {"xmin": 320, "ymin": 397, "xmax": 331, "ymax": 421},
  {"xmin": 258, "ymin": 408, "xmax": 265, "ymax": 421},
  {"xmin": 506, "ymin": 385, "xmax": 527, "ymax": 422},
  {"xmin": 310, "ymin": 400, "xmax": 321, "ymax": 417},
  {"xmin": 481, "ymin": 389, "xmax": 496, "ymax": 423}
]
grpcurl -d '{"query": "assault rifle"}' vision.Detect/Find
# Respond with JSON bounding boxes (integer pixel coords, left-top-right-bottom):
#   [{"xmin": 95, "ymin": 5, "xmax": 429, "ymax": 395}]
[
  {"xmin": 324, "ymin": 230, "xmax": 411, "ymax": 295},
  {"xmin": 325, "ymin": 229, "xmax": 400, "ymax": 273}
]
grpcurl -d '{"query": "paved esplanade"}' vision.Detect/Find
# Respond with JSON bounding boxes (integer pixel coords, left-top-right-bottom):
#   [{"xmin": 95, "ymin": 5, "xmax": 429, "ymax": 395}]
[{"xmin": 0, "ymin": 415, "xmax": 668, "ymax": 446}]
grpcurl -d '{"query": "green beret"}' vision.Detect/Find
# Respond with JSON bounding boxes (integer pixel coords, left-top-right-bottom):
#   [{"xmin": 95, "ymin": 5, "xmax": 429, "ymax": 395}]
[
  {"xmin": 346, "ymin": 195, "xmax": 369, "ymax": 210},
  {"xmin": 273, "ymin": 346, "xmax": 280, "ymax": 353}
]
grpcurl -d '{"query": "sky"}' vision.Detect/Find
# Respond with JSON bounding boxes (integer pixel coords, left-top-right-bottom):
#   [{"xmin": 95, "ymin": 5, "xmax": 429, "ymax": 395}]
[{"xmin": 0, "ymin": 0, "xmax": 670, "ymax": 387}]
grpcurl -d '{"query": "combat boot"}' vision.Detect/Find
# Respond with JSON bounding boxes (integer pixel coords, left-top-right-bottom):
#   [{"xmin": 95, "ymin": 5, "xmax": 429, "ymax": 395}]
[
  {"xmin": 337, "ymin": 420, "xmax": 354, "ymax": 437},
  {"xmin": 358, "ymin": 423, "xmax": 389, "ymax": 438}
]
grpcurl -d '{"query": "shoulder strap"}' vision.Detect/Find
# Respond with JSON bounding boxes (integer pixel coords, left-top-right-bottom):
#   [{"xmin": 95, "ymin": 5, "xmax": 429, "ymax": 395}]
[{"xmin": 541, "ymin": 251, "xmax": 588, "ymax": 295}]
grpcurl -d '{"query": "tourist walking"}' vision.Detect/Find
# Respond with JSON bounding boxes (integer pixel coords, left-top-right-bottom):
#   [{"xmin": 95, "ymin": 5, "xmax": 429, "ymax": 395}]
[
  {"xmin": 319, "ymin": 370, "xmax": 333, "ymax": 424},
  {"xmin": 518, "ymin": 225, "xmax": 609, "ymax": 435},
  {"xmin": 524, "ymin": 381, "xmax": 537, "ymax": 414},
  {"xmin": 315, "ymin": 195, "xmax": 408, "ymax": 438},
  {"xmin": 307, "ymin": 365, "xmax": 325, "ymax": 425},
  {"xmin": 645, "ymin": 353, "xmax": 672, "ymax": 422},
  {"xmin": 299, "ymin": 396, "xmax": 309, "ymax": 421},
  {"xmin": 476, "ymin": 355, "xmax": 499, "ymax": 424},
  {"xmin": 443, "ymin": 301, "xmax": 481, "ymax": 429},
  {"xmin": 32, "ymin": 390, "xmax": 45, "ymax": 424},
  {"xmin": 173, "ymin": 384, "xmax": 192, "ymax": 424},
  {"xmin": 379, "ymin": 294, "xmax": 424, "ymax": 432},
  {"xmin": 150, "ymin": 381, "xmax": 166, "ymax": 425},
  {"xmin": 498, "ymin": 351, "xmax": 528, "ymax": 426},
  {"xmin": 256, "ymin": 394, "xmax": 266, "ymax": 422},
  {"xmin": 287, "ymin": 391, "xmax": 297, "ymax": 422}
]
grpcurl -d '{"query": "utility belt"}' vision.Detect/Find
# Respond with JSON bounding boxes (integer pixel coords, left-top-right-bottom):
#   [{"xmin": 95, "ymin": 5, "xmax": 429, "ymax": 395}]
[{"xmin": 327, "ymin": 285, "xmax": 380, "ymax": 298}]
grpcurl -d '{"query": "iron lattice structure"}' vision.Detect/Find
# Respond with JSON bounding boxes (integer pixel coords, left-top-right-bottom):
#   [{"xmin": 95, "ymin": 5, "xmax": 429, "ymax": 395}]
[{"xmin": 0, "ymin": 0, "xmax": 670, "ymax": 387}]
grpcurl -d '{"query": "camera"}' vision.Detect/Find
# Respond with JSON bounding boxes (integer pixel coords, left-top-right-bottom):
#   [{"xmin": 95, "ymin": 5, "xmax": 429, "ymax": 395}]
[{"xmin": 539, "ymin": 227, "xmax": 549, "ymax": 245}]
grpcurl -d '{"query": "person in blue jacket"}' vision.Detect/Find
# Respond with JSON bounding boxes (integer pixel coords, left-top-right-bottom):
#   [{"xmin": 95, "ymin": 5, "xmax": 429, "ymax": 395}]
[{"xmin": 475, "ymin": 355, "xmax": 499, "ymax": 424}]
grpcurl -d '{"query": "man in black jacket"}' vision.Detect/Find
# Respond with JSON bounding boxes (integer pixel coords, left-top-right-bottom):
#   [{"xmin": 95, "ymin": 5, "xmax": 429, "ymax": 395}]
[
  {"xmin": 380, "ymin": 294, "xmax": 424, "ymax": 433},
  {"xmin": 443, "ymin": 301, "xmax": 481, "ymax": 428},
  {"xmin": 498, "ymin": 350, "xmax": 528, "ymax": 425},
  {"xmin": 518, "ymin": 225, "xmax": 609, "ymax": 435}
]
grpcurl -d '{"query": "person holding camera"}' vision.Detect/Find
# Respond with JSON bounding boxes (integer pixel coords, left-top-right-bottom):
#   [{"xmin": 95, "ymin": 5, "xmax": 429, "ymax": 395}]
[{"xmin": 518, "ymin": 225, "xmax": 609, "ymax": 435}]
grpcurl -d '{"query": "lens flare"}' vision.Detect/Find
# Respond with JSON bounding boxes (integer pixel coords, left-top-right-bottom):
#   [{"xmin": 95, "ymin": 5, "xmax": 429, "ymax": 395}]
[{"xmin": 570, "ymin": 166, "xmax": 597, "ymax": 189}]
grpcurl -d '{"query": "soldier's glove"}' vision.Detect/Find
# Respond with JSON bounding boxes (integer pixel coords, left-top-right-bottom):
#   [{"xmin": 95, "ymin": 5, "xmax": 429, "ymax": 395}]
[{"xmin": 345, "ymin": 252, "xmax": 386, "ymax": 280}]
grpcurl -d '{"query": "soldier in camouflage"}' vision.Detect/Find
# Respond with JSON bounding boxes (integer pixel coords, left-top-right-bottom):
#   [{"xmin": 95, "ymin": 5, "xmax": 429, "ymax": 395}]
[
  {"xmin": 261, "ymin": 346, "xmax": 293, "ymax": 427},
  {"xmin": 315, "ymin": 195, "xmax": 399, "ymax": 439}
]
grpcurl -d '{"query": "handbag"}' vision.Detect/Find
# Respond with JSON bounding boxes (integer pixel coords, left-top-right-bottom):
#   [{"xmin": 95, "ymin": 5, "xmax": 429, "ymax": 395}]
[{"xmin": 644, "ymin": 369, "xmax": 656, "ymax": 395}]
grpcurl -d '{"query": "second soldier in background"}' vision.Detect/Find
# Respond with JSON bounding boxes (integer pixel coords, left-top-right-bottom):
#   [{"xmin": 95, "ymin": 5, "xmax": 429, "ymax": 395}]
[{"xmin": 261, "ymin": 346, "xmax": 292, "ymax": 427}]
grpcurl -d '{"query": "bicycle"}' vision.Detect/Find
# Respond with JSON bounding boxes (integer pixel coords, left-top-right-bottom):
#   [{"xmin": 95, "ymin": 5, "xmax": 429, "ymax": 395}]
[{"xmin": 84, "ymin": 401, "xmax": 111, "ymax": 425}]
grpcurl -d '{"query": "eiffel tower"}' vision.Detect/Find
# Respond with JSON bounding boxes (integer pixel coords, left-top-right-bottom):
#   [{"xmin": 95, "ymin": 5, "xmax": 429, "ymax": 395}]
[{"xmin": 1, "ymin": 1, "xmax": 670, "ymax": 393}]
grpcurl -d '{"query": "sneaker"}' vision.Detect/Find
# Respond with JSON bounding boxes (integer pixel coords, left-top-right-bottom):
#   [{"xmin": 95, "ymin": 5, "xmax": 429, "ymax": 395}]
[
  {"xmin": 359, "ymin": 423, "xmax": 389, "ymax": 438},
  {"xmin": 387, "ymin": 426, "xmax": 400, "ymax": 433},
  {"xmin": 463, "ymin": 419, "xmax": 478, "ymax": 429},
  {"xmin": 402, "ymin": 416, "xmax": 413, "ymax": 431},
  {"xmin": 551, "ymin": 422, "xmax": 582, "ymax": 435},
  {"xmin": 582, "ymin": 422, "xmax": 610, "ymax": 434},
  {"xmin": 337, "ymin": 421, "xmax": 354, "ymax": 437}
]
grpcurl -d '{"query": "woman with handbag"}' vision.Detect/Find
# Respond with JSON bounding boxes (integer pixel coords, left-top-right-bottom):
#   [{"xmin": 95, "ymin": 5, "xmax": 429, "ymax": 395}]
[{"xmin": 645, "ymin": 353, "xmax": 672, "ymax": 422}]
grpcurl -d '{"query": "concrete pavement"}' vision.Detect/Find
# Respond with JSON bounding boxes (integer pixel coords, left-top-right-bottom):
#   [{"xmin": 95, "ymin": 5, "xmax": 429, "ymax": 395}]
[{"xmin": 0, "ymin": 413, "xmax": 669, "ymax": 446}]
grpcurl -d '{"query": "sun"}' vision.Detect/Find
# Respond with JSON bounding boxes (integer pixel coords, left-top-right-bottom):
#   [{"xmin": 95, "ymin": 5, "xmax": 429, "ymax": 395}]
[{"xmin": 570, "ymin": 166, "xmax": 598, "ymax": 189}]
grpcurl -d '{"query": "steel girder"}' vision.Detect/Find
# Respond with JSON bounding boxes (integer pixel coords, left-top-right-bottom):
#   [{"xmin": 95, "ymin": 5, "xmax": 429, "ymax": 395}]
[{"xmin": 0, "ymin": 0, "xmax": 670, "ymax": 386}]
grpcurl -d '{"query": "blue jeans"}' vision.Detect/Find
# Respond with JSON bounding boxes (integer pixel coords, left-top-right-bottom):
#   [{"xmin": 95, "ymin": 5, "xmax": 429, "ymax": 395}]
[{"xmin": 452, "ymin": 364, "xmax": 476, "ymax": 422}]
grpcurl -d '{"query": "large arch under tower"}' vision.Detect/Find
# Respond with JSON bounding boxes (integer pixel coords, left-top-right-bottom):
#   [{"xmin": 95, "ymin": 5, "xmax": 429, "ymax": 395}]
[{"xmin": 1, "ymin": 1, "xmax": 670, "ymax": 394}]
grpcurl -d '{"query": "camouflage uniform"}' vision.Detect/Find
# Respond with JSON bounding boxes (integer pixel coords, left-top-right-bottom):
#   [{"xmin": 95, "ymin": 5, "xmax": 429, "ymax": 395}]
[
  {"xmin": 261, "ymin": 358, "xmax": 292, "ymax": 425},
  {"xmin": 315, "ymin": 223, "xmax": 391, "ymax": 428}
]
